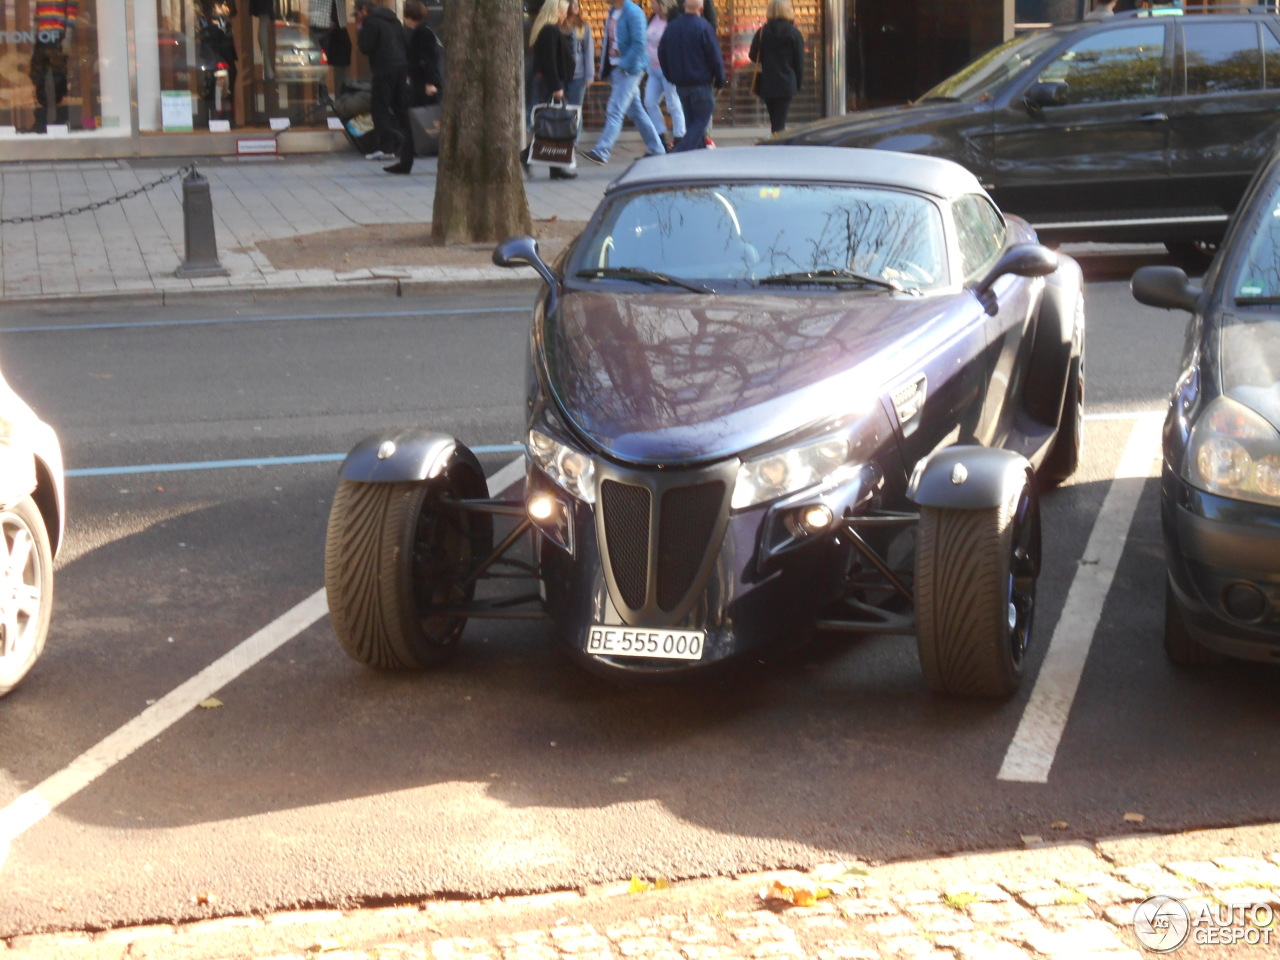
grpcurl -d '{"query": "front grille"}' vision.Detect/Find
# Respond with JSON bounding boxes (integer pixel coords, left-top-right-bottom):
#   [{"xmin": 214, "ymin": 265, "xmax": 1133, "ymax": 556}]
[
  {"xmin": 656, "ymin": 481, "xmax": 726, "ymax": 612},
  {"xmin": 600, "ymin": 479, "xmax": 651, "ymax": 610}
]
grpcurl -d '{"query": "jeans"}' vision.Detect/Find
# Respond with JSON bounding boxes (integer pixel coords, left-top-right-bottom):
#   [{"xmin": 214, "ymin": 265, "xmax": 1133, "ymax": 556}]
[
  {"xmin": 643, "ymin": 65, "xmax": 685, "ymax": 142},
  {"xmin": 674, "ymin": 84, "xmax": 714, "ymax": 152},
  {"xmin": 567, "ymin": 76, "xmax": 587, "ymax": 144},
  {"xmin": 590, "ymin": 67, "xmax": 664, "ymax": 162}
]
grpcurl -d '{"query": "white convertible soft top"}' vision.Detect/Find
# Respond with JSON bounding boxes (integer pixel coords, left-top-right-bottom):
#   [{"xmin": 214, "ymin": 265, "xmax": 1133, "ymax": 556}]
[{"xmin": 607, "ymin": 145, "xmax": 985, "ymax": 202}]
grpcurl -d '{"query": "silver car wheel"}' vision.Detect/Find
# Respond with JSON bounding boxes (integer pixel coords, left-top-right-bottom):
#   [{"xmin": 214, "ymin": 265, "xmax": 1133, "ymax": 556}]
[{"xmin": 0, "ymin": 497, "xmax": 54, "ymax": 696}]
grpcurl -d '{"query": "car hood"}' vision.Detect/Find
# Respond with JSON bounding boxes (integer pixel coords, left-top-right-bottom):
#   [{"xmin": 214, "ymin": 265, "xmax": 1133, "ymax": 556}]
[
  {"xmin": 770, "ymin": 100, "xmax": 991, "ymax": 149},
  {"xmin": 543, "ymin": 289, "xmax": 961, "ymax": 464}
]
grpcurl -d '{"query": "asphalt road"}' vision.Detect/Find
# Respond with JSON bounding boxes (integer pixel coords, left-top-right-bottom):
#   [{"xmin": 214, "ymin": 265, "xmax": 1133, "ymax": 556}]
[{"xmin": 0, "ymin": 274, "xmax": 1276, "ymax": 937}]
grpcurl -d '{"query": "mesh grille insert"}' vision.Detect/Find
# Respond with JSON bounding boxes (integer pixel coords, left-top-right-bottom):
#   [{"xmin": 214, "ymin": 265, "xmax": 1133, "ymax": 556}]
[
  {"xmin": 600, "ymin": 479, "xmax": 651, "ymax": 610},
  {"xmin": 656, "ymin": 481, "xmax": 725, "ymax": 612}
]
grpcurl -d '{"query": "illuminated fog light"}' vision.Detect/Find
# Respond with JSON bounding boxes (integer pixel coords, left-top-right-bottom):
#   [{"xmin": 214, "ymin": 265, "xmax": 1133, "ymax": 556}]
[
  {"xmin": 801, "ymin": 504, "xmax": 833, "ymax": 531},
  {"xmin": 528, "ymin": 496, "xmax": 556, "ymax": 521}
]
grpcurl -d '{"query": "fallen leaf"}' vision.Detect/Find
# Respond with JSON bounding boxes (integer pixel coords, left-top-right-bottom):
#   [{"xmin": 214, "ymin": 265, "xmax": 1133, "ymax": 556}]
[
  {"xmin": 628, "ymin": 875, "xmax": 651, "ymax": 894},
  {"xmin": 198, "ymin": 697, "xmax": 223, "ymax": 709},
  {"xmin": 1123, "ymin": 812, "xmax": 1145, "ymax": 824},
  {"xmin": 155, "ymin": 486, "xmax": 164, "ymax": 492},
  {"xmin": 654, "ymin": 877, "xmax": 669, "ymax": 890},
  {"xmin": 760, "ymin": 879, "xmax": 825, "ymax": 908},
  {"xmin": 1051, "ymin": 820, "xmax": 1069, "ymax": 830},
  {"xmin": 307, "ymin": 939, "xmax": 341, "ymax": 954},
  {"xmin": 1021, "ymin": 835, "xmax": 1043, "ymax": 846}
]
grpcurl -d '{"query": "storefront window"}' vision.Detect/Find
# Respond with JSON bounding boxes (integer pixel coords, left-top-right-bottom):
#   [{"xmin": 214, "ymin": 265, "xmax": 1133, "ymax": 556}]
[
  {"xmin": 0, "ymin": 0, "xmax": 126, "ymax": 134},
  {"xmin": 573, "ymin": 0, "xmax": 821, "ymax": 128},
  {"xmin": 144, "ymin": 0, "xmax": 355, "ymax": 131}
]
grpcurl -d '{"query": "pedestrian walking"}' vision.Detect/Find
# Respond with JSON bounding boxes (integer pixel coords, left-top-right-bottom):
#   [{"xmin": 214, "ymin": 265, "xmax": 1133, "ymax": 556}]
[
  {"xmin": 580, "ymin": 0, "xmax": 666, "ymax": 165},
  {"xmin": 657, "ymin": 0, "xmax": 723, "ymax": 152},
  {"xmin": 564, "ymin": 0, "xmax": 594, "ymax": 149},
  {"xmin": 403, "ymin": 0, "xmax": 442, "ymax": 106},
  {"xmin": 527, "ymin": 0, "xmax": 579, "ymax": 180},
  {"xmin": 353, "ymin": 0, "xmax": 413, "ymax": 173},
  {"xmin": 670, "ymin": 0, "xmax": 716, "ymax": 145},
  {"xmin": 748, "ymin": 0, "xmax": 803, "ymax": 135},
  {"xmin": 644, "ymin": 0, "xmax": 684, "ymax": 152}
]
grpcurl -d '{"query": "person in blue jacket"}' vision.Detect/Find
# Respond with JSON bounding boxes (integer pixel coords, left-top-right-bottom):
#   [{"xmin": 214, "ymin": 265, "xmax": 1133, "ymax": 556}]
[{"xmin": 580, "ymin": 0, "xmax": 666, "ymax": 164}]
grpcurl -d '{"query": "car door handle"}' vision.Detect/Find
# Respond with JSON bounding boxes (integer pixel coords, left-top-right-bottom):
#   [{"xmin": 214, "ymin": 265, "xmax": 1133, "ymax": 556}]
[{"xmin": 1138, "ymin": 112, "xmax": 1168, "ymax": 123}]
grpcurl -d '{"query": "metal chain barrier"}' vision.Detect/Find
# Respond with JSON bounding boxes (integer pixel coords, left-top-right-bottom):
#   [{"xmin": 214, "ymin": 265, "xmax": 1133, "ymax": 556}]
[{"xmin": 0, "ymin": 163, "xmax": 197, "ymax": 226}]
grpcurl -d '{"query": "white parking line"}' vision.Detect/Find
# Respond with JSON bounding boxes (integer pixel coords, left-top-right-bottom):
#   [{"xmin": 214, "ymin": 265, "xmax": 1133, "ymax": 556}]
[
  {"xmin": 0, "ymin": 457, "xmax": 526, "ymax": 861},
  {"xmin": 998, "ymin": 414, "xmax": 1164, "ymax": 783}
]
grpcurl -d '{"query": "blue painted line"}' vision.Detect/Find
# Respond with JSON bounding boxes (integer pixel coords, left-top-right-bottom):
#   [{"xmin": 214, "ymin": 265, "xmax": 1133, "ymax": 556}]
[
  {"xmin": 66, "ymin": 443, "xmax": 525, "ymax": 478},
  {"xmin": 2, "ymin": 306, "xmax": 527, "ymax": 334}
]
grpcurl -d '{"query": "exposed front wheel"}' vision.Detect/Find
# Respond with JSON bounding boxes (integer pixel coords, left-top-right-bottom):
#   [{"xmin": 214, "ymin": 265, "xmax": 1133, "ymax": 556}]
[
  {"xmin": 0, "ymin": 496, "xmax": 55, "ymax": 697},
  {"xmin": 1163, "ymin": 579, "xmax": 1220, "ymax": 667},
  {"xmin": 914, "ymin": 476, "xmax": 1040, "ymax": 698},
  {"xmin": 325, "ymin": 469, "xmax": 490, "ymax": 669}
]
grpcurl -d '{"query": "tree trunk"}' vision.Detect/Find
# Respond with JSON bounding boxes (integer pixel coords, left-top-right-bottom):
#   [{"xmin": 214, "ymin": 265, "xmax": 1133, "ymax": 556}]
[{"xmin": 431, "ymin": 0, "xmax": 533, "ymax": 244}]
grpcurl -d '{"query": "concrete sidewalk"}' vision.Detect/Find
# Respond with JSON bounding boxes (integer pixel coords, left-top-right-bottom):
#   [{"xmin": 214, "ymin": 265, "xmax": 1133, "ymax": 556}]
[
  {"xmin": 7, "ymin": 822, "xmax": 1280, "ymax": 959},
  {"xmin": 0, "ymin": 129, "xmax": 770, "ymax": 304}
]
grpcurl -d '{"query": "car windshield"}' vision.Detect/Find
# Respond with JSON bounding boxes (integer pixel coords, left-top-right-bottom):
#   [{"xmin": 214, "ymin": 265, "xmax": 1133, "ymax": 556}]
[
  {"xmin": 1218, "ymin": 179, "xmax": 1280, "ymax": 422},
  {"xmin": 917, "ymin": 30, "xmax": 1061, "ymax": 102},
  {"xmin": 571, "ymin": 183, "xmax": 948, "ymax": 292}
]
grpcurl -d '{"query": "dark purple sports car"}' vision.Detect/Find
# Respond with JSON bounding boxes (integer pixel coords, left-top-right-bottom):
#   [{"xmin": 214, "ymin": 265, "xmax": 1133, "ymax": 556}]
[{"xmin": 323, "ymin": 146, "xmax": 1085, "ymax": 698}]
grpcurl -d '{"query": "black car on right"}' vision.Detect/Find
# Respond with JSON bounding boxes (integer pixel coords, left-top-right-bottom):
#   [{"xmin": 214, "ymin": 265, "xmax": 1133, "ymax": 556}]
[
  {"xmin": 772, "ymin": 6, "xmax": 1280, "ymax": 250},
  {"xmin": 1132, "ymin": 144, "xmax": 1280, "ymax": 666}
]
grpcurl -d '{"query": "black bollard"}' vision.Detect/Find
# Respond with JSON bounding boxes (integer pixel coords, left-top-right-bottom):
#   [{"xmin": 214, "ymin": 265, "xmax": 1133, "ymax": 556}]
[{"xmin": 175, "ymin": 165, "xmax": 229, "ymax": 278}]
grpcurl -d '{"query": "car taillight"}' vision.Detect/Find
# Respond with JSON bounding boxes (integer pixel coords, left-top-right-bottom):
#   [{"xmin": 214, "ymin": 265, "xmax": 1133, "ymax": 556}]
[{"xmin": 320, "ymin": 49, "xmax": 328, "ymax": 64}]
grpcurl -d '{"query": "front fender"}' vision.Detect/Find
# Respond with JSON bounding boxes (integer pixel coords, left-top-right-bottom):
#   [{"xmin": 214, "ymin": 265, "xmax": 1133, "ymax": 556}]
[
  {"xmin": 339, "ymin": 428, "xmax": 486, "ymax": 486},
  {"xmin": 908, "ymin": 446, "xmax": 1032, "ymax": 511}
]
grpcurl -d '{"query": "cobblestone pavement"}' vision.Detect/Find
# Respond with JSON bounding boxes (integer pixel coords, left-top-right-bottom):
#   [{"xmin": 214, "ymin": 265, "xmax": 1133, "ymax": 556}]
[
  {"xmin": 0, "ymin": 130, "xmax": 767, "ymax": 302},
  {"xmin": 8, "ymin": 833, "xmax": 1280, "ymax": 960}
]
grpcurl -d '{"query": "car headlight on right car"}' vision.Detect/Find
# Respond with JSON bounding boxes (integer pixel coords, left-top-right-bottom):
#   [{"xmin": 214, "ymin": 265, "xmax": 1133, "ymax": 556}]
[
  {"xmin": 1186, "ymin": 395, "xmax": 1280, "ymax": 505},
  {"xmin": 731, "ymin": 434, "xmax": 853, "ymax": 510}
]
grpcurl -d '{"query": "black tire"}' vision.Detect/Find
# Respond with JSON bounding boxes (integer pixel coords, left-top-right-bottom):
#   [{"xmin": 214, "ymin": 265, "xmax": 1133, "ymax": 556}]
[
  {"xmin": 325, "ymin": 469, "xmax": 490, "ymax": 669},
  {"xmin": 915, "ymin": 476, "xmax": 1039, "ymax": 698},
  {"xmin": 1163, "ymin": 579, "xmax": 1220, "ymax": 667},
  {"xmin": 0, "ymin": 496, "xmax": 55, "ymax": 698},
  {"xmin": 1040, "ymin": 353, "xmax": 1084, "ymax": 487}
]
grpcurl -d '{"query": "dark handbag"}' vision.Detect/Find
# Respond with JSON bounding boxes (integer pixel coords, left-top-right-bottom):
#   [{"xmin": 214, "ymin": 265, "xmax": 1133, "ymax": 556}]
[
  {"xmin": 409, "ymin": 103, "xmax": 442, "ymax": 156},
  {"xmin": 531, "ymin": 99, "xmax": 580, "ymax": 142}
]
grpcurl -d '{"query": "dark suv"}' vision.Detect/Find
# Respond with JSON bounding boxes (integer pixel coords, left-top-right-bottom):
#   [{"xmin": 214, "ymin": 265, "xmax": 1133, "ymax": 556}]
[{"xmin": 771, "ymin": 6, "xmax": 1280, "ymax": 248}]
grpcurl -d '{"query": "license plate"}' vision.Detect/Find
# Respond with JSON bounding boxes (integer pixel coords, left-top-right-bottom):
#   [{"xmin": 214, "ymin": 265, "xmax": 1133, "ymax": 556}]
[{"xmin": 587, "ymin": 625, "xmax": 705, "ymax": 660}]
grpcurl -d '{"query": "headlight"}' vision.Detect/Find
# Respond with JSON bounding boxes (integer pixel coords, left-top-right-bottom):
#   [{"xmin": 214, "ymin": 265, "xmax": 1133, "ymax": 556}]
[
  {"xmin": 731, "ymin": 434, "xmax": 852, "ymax": 509},
  {"xmin": 527, "ymin": 428, "xmax": 596, "ymax": 503},
  {"xmin": 1185, "ymin": 396, "xmax": 1280, "ymax": 505}
]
